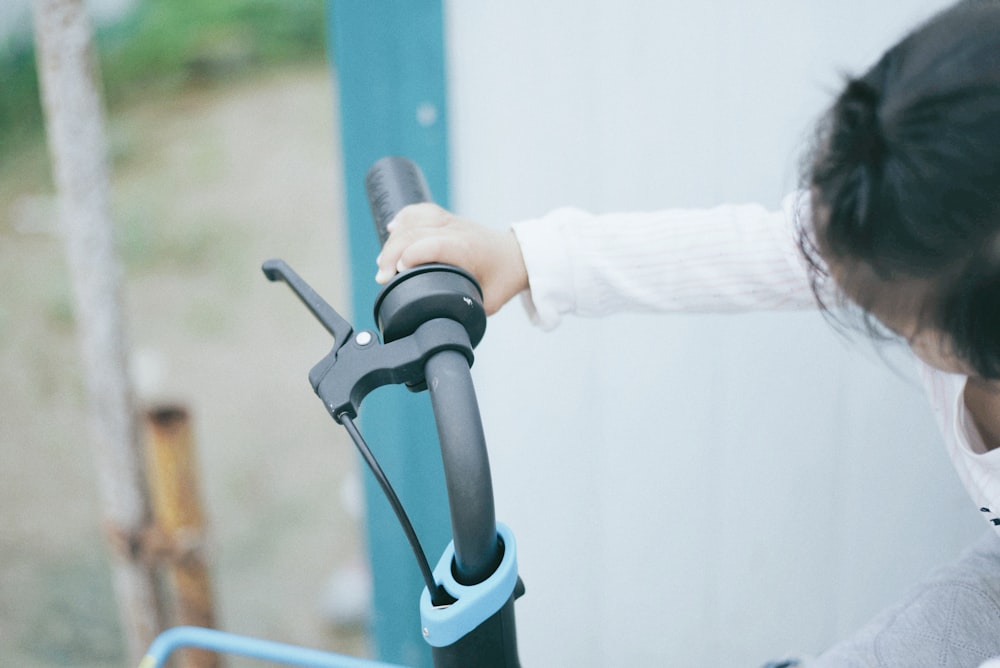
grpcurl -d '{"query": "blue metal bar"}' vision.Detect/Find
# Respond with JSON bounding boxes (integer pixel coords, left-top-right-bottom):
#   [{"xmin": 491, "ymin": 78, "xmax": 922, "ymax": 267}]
[
  {"xmin": 139, "ymin": 627, "xmax": 410, "ymax": 668},
  {"xmin": 326, "ymin": 2, "xmax": 451, "ymax": 666}
]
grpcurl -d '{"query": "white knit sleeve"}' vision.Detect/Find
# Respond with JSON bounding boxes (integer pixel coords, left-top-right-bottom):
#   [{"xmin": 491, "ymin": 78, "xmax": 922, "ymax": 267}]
[{"xmin": 510, "ymin": 192, "xmax": 817, "ymax": 329}]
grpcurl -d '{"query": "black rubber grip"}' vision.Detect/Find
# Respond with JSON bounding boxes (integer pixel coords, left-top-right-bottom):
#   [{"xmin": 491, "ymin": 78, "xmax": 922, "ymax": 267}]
[{"xmin": 365, "ymin": 156, "xmax": 432, "ymax": 246}]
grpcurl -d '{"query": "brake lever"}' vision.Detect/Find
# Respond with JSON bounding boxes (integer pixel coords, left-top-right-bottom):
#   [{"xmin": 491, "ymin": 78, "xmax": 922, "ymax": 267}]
[
  {"xmin": 262, "ymin": 258, "xmax": 354, "ymax": 347},
  {"xmin": 262, "ymin": 258, "xmax": 475, "ymax": 422}
]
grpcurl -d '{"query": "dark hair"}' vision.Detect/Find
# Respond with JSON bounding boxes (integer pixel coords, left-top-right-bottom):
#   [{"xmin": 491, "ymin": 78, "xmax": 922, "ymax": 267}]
[{"xmin": 802, "ymin": 1, "xmax": 1000, "ymax": 379}]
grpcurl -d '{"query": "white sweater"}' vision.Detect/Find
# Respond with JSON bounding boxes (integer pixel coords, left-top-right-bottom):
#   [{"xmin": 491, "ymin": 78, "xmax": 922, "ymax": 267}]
[{"xmin": 511, "ymin": 193, "xmax": 1000, "ymax": 533}]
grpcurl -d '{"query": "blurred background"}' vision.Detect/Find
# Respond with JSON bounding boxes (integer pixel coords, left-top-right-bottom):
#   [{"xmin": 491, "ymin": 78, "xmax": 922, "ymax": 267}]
[
  {"xmin": 0, "ymin": 1, "xmax": 367, "ymax": 666},
  {"xmin": 0, "ymin": 0, "xmax": 992, "ymax": 667}
]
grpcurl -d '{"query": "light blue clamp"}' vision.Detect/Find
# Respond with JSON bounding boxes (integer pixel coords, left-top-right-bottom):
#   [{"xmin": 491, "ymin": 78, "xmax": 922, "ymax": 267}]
[
  {"xmin": 419, "ymin": 522, "xmax": 518, "ymax": 648},
  {"xmin": 139, "ymin": 626, "xmax": 409, "ymax": 668}
]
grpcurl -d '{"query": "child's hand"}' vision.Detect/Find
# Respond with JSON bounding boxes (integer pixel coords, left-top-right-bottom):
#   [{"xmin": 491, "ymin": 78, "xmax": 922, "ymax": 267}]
[{"xmin": 375, "ymin": 203, "xmax": 528, "ymax": 315}]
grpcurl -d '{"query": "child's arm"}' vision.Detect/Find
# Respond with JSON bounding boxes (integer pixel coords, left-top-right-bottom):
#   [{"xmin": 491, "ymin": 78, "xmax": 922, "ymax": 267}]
[
  {"xmin": 375, "ymin": 202, "xmax": 528, "ymax": 316},
  {"xmin": 378, "ymin": 196, "xmax": 819, "ymax": 328}
]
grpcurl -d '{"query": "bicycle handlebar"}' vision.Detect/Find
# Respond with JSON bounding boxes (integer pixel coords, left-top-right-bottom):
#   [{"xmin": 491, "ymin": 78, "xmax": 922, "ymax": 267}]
[
  {"xmin": 262, "ymin": 157, "xmax": 521, "ymax": 667},
  {"xmin": 364, "ymin": 156, "xmax": 500, "ymax": 585},
  {"xmin": 424, "ymin": 350, "xmax": 500, "ymax": 583},
  {"xmin": 364, "ymin": 158, "xmax": 521, "ymax": 668}
]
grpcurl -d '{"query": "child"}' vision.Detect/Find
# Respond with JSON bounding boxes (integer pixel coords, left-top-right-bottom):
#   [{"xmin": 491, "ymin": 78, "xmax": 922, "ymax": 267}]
[{"xmin": 377, "ymin": 2, "xmax": 1000, "ymax": 665}]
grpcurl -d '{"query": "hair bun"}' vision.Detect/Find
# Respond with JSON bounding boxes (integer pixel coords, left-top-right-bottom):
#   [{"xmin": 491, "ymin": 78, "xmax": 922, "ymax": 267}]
[{"xmin": 838, "ymin": 78, "xmax": 886, "ymax": 164}]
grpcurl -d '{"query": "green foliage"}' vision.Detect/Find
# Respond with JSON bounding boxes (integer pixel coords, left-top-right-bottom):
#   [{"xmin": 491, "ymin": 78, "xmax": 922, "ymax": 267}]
[
  {"xmin": 0, "ymin": 0, "xmax": 327, "ymax": 157},
  {"xmin": 0, "ymin": 38, "xmax": 45, "ymax": 156},
  {"xmin": 99, "ymin": 0, "xmax": 327, "ymax": 104}
]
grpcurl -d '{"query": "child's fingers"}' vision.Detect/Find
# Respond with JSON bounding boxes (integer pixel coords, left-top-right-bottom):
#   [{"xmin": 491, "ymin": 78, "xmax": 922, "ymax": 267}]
[
  {"xmin": 375, "ymin": 223, "xmax": 454, "ymax": 283},
  {"xmin": 375, "ymin": 234, "xmax": 459, "ymax": 283},
  {"xmin": 376, "ymin": 203, "xmax": 454, "ymax": 283},
  {"xmin": 375, "ymin": 235, "xmax": 407, "ymax": 283},
  {"xmin": 396, "ymin": 236, "xmax": 457, "ymax": 273},
  {"xmin": 375, "ymin": 226, "xmax": 420, "ymax": 283},
  {"xmin": 389, "ymin": 202, "xmax": 449, "ymax": 231}
]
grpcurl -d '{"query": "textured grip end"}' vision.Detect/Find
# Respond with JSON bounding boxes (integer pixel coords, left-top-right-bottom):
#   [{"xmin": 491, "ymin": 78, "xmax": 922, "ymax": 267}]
[{"xmin": 365, "ymin": 156, "xmax": 432, "ymax": 246}]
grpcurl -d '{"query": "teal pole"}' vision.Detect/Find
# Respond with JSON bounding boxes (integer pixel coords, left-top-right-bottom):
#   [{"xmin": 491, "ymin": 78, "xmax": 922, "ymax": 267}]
[{"xmin": 326, "ymin": 3, "xmax": 450, "ymax": 667}]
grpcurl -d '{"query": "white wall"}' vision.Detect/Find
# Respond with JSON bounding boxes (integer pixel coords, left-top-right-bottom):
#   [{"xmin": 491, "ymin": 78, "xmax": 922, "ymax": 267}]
[{"xmin": 444, "ymin": 1, "xmax": 986, "ymax": 665}]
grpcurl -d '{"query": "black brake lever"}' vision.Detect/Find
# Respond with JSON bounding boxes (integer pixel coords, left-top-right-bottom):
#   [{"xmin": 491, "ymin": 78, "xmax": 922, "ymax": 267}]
[
  {"xmin": 262, "ymin": 258, "xmax": 354, "ymax": 347},
  {"xmin": 262, "ymin": 258, "xmax": 475, "ymax": 422}
]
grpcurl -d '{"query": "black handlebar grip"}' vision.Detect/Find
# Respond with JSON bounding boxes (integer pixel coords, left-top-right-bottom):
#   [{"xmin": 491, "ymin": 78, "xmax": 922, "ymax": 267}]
[{"xmin": 365, "ymin": 156, "xmax": 432, "ymax": 247}]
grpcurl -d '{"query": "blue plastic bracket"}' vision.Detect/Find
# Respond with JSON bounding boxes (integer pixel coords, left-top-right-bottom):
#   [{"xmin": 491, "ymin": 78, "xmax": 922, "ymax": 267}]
[
  {"xmin": 139, "ymin": 626, "xmax": 410, "ymax": 668},
  {"xmin": 419, "ymin": 523, "xmax": 518, "ymax": 648}
]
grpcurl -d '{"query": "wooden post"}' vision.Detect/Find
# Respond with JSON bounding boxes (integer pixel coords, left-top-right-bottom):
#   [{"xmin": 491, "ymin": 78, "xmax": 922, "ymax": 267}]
[
  {"xmin": 145, "ymin": 406, "xmax": 220, "ymax": 668},
  {"xmin": 30, "ymin": 0, "xmax": 166, "ymax": 663}
]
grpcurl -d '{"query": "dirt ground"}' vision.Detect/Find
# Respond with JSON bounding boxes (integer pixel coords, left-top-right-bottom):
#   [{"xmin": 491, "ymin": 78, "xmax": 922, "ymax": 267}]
[{"xmin": 0, "ymin": 65, "xmax": 372, "ymax": 666}]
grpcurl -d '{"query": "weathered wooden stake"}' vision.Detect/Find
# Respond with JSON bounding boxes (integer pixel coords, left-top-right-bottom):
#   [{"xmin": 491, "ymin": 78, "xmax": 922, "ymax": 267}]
[
  {"xmin": 145, "ymin": 406, "xmax": 221, "ymax": 668},
  {"xmin": 31, "ymin": 0, "xmax": 166, "ymax": 663}
]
